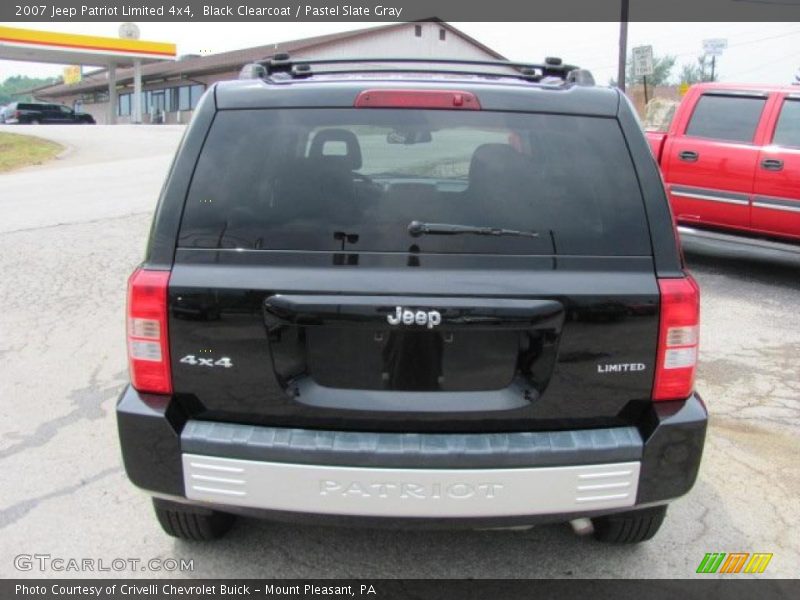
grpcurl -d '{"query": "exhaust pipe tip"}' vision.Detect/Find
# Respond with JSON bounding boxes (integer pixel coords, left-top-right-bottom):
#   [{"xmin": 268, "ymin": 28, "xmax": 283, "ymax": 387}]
[{"xmin": 570, "ymin": 517, "xmax": 594, "ymax": 536}]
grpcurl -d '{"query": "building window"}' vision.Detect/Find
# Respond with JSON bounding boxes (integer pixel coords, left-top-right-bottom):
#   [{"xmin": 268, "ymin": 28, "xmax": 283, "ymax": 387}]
[
  {"xmin": 116, "ymin": 84, "xmax": 205, "ymax": 116},
  {"xmin": 415, "ymin": 25, "xmax": 422, "ymax": 37},
  {"xmin": 118, "ymin": 93, "xmax": 131, "ymax": 116},
  {"xmin": 439, "ymin": 28, "xmax": 446, "ymax": 41},
  {"xmin": 190, "ymin": 84, "xmax": 205, "ymax": 109},
  {"xmin": 169, "ymin": 88, "xmax": 180, "ymax": 112},
  {"xmin": 178, "ymin": 86, "xmax": 191, "ymax": 111},
  {"xmin": 84, "ymin": 91, "xmax": 109, "ymax": 104}
]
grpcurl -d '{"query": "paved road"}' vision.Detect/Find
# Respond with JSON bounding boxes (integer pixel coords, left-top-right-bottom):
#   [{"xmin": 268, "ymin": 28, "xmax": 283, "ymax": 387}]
[
  {"xmin": 0, "ymin": 125, "xmax": 183, "ymax": 234},
  {"xmin": 0, "ymin": 125, "xmax": 797, "ymax": 579}
]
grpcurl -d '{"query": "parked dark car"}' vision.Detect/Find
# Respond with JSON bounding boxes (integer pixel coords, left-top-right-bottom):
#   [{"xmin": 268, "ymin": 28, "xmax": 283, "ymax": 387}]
[
  {"xmin": 117, "ymin": 56, "xmax": 706, "ymax": 545},
  {"xmin": 3, "ymin": 102, "xmax": 95, "ymax": 124}
]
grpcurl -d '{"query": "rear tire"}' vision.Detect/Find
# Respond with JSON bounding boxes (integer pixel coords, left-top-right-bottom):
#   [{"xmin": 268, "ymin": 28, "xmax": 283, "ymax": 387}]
[
  {"xmin": 152, "ymin": 498, "xmax": 235, "ymax": 541},
  {"xmin": 591, "ymin": 505, "xmax": 667, "ymax": 544}
]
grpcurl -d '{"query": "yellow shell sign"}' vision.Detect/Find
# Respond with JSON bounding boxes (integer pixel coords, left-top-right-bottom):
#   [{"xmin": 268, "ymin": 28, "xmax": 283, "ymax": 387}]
[{"xmin": 63, "ymin": 65, "xmax": 81, "ymax": 85}]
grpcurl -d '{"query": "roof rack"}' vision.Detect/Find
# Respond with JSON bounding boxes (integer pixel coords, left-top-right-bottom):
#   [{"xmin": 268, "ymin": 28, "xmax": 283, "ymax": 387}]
[{"xmin": 238, "ymin": 54, "xmax": 595, "ymax": 86}]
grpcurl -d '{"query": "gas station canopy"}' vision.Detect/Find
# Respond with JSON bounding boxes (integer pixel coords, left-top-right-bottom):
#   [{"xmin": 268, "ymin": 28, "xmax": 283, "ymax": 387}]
[{"xmin": 0, "ymin": 25, "xmax": 176, "ymax": 123}]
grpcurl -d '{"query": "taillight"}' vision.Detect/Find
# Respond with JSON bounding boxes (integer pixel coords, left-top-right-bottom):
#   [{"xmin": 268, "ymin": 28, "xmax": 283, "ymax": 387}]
[
  {"xmin": 126, "ymin": 268, "xmax": 172, "ymax": 394},
  {"xmin": 13, "ymin": 110, "xmax": 20, "ymax": 119},
  {"xmin": 354, "ymin": 89, "xmax": 481, "ymax": 110},
  {"xmin": 653, "ymin": 276, "xmax": 700, "ymax": 401}
]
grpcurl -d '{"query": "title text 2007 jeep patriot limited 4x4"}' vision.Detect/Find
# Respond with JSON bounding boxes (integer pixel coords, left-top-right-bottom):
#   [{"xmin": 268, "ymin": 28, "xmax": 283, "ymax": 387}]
[{"xmin": 117, "ymin": 56, "xmax": 706, "ymax": 544}]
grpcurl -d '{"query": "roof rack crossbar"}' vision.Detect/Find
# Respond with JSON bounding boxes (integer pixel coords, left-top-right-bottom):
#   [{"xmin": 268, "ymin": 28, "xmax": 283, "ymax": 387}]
[
  {"xmin": 242, "ymin": 55, "xmax": 590, "ymax": 85},
  {"xmin": 280, "ymin": 67, "xmax": 551, "ymax": 82}
]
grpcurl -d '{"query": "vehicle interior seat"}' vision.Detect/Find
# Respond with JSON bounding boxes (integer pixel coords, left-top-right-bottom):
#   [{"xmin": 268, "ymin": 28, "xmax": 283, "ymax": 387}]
[{"xmin": 466, "ymin": 143, "xmax": 537, "ymax": 225}]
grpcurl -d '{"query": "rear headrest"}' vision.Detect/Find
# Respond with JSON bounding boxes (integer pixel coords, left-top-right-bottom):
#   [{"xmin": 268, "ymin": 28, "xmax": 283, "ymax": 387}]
[
  {"xmin": 469, "ymin": 144, "xmax": 527, "ymax": 186},
  {"xmin": 308, "ymin": 128, "xmax": 362, "ymax": 170}
]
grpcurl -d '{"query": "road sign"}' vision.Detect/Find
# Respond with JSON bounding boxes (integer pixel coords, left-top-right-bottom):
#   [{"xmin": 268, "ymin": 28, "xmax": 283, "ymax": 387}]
[
  {"xmin": 679, "ymin": 82, "xmax": 690, "ymax": 96},
  {"xmin": 703, "ymin": 38, "xmax": 728, "ymax": 56},
  {"xmin": 632, "ymin": 45, "xmax": 654, "ymax": 78}
]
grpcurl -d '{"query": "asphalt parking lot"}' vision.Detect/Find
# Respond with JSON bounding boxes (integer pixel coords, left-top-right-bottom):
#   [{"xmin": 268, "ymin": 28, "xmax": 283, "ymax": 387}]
[{"xmin": 0, "ymin": 125, "xmax": 798, "ymax": 579}]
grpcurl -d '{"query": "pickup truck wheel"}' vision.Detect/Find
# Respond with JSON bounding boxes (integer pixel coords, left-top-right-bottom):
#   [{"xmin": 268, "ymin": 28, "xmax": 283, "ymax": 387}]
[
  {"xmin": 591, "ymin": 505, "xmax": 667, "ymax": 544},
  {"xmin": 152, "ymin": 498, "xmax": 235, "ymax": 541}
]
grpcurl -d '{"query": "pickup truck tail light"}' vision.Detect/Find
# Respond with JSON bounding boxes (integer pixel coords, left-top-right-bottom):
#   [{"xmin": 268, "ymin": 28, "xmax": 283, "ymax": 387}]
[
  {"xmin": 653, "ymin": 276, "xmax": 700, "ymax": 401},
  {"xmin": 127, "ymin": 268, "xmax": 172, "ymax": 395}
]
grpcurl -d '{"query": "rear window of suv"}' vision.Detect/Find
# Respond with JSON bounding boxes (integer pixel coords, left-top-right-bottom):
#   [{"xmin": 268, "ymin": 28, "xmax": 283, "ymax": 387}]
[{"xmin": 178, "ymin": 109, "xmax": 651, "ymax": 255}]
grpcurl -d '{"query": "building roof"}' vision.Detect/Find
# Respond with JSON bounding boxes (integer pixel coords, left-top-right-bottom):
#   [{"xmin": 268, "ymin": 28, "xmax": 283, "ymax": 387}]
[{"xmin": 32, "ymin": 21, "xmax": 506, "ymax": 98}]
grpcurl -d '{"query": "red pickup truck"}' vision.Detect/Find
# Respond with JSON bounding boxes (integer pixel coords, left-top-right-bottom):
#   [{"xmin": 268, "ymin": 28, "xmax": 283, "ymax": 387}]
[{"xmin": 646, "ymin": 83, "xmax": 800, "ymax": 247}]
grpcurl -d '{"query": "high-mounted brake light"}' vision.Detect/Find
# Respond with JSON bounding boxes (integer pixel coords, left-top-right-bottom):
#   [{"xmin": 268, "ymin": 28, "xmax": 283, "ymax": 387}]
[
  {"xmin": 653, "ymin": 276, "xmax": 700, "ymax": 401},
  {"xmin": 354, "ymin": 89, "xmax": 481, "ymax": 110},
  {"xmin": 126, "ymin": 268, "xmax": 172, "ymax": 395}
]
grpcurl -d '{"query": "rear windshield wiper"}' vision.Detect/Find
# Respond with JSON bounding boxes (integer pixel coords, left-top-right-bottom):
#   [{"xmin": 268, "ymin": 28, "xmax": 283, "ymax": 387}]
[{"xmin": 408, "ymin": 220, "xmax": 539, "ymax": 239}]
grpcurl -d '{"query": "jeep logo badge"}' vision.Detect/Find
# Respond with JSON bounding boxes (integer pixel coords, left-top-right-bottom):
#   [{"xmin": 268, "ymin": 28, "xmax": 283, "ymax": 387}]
[{"xmin": 387, "ymin": 306, "xmax": 442, "ymax": 329}]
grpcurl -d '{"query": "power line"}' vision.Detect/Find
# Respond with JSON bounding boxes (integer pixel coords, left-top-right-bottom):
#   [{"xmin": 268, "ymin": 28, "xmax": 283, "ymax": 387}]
[
  {"xmin": 735, "ymin": 48, "xmax": 800, "ymax": 75},
  {"xmin": 590, "ymin": 28, "xmax": 800, "ymax": 72},
  {"xmin": 564, "ymin": 24, "xmax": 800, "ymax": 68}
]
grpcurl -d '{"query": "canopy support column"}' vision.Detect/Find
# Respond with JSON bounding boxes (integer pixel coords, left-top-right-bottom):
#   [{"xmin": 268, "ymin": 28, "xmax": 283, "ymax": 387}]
[
  {"xmin": 107, "ymin": 63, "xmax": 117, "ymax": 125},
  {"xmin": 132, "ymin": 59, "xmax": 142, "ymax": 124}
]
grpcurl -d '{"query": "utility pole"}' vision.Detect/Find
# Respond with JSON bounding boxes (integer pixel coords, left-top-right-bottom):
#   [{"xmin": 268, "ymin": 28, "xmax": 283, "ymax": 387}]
[{"xmin": 617, "ymin": 0, "xmax": 629, "ymax": 92}]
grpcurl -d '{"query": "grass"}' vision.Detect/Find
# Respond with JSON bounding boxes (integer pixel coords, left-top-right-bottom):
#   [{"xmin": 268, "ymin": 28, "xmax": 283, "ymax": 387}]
[{"xmin": 0, "ymin": 132, "xmax": 63, "ymax": 173}]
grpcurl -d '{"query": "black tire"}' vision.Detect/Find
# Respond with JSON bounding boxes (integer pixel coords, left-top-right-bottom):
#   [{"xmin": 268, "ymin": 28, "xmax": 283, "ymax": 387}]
[
  {"xmin": 591, "ymin": 505, "xmax": 667, "ymax": 544},
  {"xmin": 152, "ymin": 498, "xmax": 235, "ymax": 541}
]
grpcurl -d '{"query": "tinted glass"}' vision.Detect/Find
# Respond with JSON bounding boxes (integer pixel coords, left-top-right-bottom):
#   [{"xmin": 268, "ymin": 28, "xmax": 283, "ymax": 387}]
[
  {"xmin": 179, "ymin": 109, "xmax": 650, "ymax": 256},
  {"xmin": 685, "ymin": 94, "xmax": 766, "ymax": 143},
  {"xmin": 178, "ymin": 86, "xmax": 191, "ymax": 111},
  {"xmin": 190, "ymin": 84, "xmax": 204, "ymax": 109},
  {"xmin": 118, "ymin": 95, "xmax": 131, "ymax": 116},
  {"xmin": 773, "ymin": 99, "xmax": 800, "ymax": 148}
]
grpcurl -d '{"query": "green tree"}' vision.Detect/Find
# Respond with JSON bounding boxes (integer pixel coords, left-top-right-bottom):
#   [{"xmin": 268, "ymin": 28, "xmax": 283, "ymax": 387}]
[
  {"xmin": 679, "ymin": 55, "xmax": 719, "ymax": 84},
  {"xmin": 0, "ymin": 75, "xmax": 59, "ymax": 105}
]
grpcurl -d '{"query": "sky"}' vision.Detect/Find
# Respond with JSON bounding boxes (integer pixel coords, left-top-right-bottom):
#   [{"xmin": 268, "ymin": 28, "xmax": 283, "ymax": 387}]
[{"xmin": 2, "ymin": 21, "xmax": 799, "ymax": 85}]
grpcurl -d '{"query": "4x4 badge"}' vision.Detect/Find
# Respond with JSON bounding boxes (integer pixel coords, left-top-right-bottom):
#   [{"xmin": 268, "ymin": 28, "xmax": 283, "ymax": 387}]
[{"xmin": 387, "ymin": 307, "xmax": 442, "ymax": 329}]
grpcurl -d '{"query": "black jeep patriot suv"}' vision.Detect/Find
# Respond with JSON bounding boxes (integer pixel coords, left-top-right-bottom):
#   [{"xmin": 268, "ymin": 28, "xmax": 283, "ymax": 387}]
[{"xmin": 117, "ymin": 56, "xmax": 706, "ymax": 544}]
